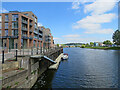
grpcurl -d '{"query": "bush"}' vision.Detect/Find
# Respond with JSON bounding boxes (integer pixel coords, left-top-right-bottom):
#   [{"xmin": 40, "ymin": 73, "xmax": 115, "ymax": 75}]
[{"xmin": 81, "ymin": 45, "xmax": 85, "ymax": 48}]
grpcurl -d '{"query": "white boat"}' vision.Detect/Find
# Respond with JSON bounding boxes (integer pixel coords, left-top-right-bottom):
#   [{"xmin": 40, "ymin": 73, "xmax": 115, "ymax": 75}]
[{"xmin": 61, "ymin": 53, "xmax": 68, "ymax": 60}]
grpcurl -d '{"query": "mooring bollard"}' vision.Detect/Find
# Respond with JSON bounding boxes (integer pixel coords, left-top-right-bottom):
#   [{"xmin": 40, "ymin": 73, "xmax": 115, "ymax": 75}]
[
  {"xmin": 16, "ymin": 50, "xmax": 17, "ymax": 61},
  {"xmin": 2, "ymin": 50, "xmax": 4, "ymax": 64}
]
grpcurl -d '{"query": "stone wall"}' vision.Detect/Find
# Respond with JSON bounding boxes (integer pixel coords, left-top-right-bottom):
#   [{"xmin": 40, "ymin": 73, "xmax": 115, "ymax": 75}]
[{"xmin": 2, "ymin": 48, "xmax": 63, "ymax": 88}]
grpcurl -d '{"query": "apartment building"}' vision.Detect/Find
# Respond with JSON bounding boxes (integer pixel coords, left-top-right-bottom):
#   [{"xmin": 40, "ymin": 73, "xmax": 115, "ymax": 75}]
[
  {"xmin": 42, "ymin": 27, "xmax": 54, "ymax": 49},
  {"xmin": 0, "ymin": 11, "xmax": 43, "ymax": 50}
]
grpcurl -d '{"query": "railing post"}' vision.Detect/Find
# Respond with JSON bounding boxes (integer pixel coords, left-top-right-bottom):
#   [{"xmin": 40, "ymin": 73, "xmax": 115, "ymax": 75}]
[
  {"xmin": 16, "ymin": 50, "xmax": 17, "ymax": 61},
  {"xmin": 31, "ymin": 48, "xmax": 33, "ymax": 55},
  {"xmin": 2, "ymin": 50, "xmax": 4, "ymax": 64},
  {"xmin": 37, "ymin": 47, "xmax": 38, "ymax": 55}
]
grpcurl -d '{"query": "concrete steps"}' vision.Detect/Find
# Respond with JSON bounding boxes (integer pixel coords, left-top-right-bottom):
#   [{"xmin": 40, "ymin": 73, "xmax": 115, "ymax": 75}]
[{"xmin": 49, "ymin": 53, "xmax": 63, "ymax": 70}]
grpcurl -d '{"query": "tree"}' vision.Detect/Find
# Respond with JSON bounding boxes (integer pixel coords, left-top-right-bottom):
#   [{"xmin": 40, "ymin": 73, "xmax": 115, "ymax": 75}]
[
  {"xmin": 112, "ymin": 30, "xmax": 120, "ymax": 45},
  {"xmin": 90, "ymin": 42, "xmax": 94, "ymax": 47},
  {"xmin": 103, "ymin": 40, "xmax": 112, "ymax": 46},
  {"xmin": 85, "ymin": 43, "xmax": 89, "ymax": 47},
  {"xmin": 57, "ymin": 44, "xmax": 59, "ymax": 47}
]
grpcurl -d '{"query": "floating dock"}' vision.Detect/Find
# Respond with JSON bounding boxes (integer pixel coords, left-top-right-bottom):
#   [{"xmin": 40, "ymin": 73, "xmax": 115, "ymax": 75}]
[{"xmin": 49, "ymin": 53, "xmax": 63, "ymax": 70}]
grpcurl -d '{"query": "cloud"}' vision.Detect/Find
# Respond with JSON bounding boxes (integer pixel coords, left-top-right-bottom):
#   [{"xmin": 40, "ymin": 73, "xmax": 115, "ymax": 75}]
[
  {"xmin": 72, "ymin": 0, "xmax": 117, "ymax": 34},
  {"xmin": 53, "ymin": 37, "xmax": 60, "ymax": 40},
  {"xmin": 84, "ymin": 0, "xmax": 118, "ymax": 15},
  {"xmin": 38, "ymin": 22, "xmax": 43, "ymax": 26},
  {"xmin": 62, "ymin": 34, "xmax": 80, "ymax": 38},
  {"xmin": 72, "ymin": 1, "xmax": 80, "ymax": 9},
  {"xmin": 54, "ymin": 36, "xmax": 112, "ymax": 44},
  {"xmin": 0, "ymin": 8, "xmax": 8, "ymax": 13}
]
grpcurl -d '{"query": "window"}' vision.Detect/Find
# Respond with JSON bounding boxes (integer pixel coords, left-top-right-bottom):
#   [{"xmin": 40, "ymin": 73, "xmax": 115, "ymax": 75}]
[
  {"xmin": 35, "ymin": 17, "xmax": 37, "ymax": 22},
  {"xmin": 12, "ymin": 14, "xmax": 18, "ymax": 21},
  {"xmin": 5, "ymin": 30, "xmax": 8, "ymax": 36},
  {"xmin": 12, "ymin": 30, "xmax": 18, "ymax": 36},
  {"xmin": 0, "ymin": 30, "xmax": 1, "ymax": 36},
  {"xmin": 24, "ymin": 13, "xmax": 28, "ymax": 16},
  {"xmin": 32, "ymin": 15, "xmax": 34, "ymax": 19},
  {"xmin": 0, "ymin": 15, "xmax": 1, "ymax": 21},
  {"xmin": 0, "ymin": 23, "xmax": 2, "ymax": 29},
  {"xmin": 5, "ymin": 23, "xmax": 8, "ymax": 29},
  {"xmin": 41, "ymin": 27, "xmax": 43, "ymax": 30},
  {"xmin": 12, "ymin": 22, "xmax": 18, "ymax": 29},
  {"xmin": 5, "ymin": 15, "xmax": 9, "ymax": 21}
]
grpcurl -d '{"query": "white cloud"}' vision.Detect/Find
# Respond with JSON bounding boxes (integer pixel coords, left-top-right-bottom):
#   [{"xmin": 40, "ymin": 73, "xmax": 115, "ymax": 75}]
[
  {"xmin": 53, "ymin": 37, "xmax": 60, "ymax": 40},
  {"xmin": 72, "ymin": 1, "xmax": 80, "ymax": 9},
  {"xmin": 84, "ymin": 0, "xmax": 117, "ymax": 15},
  {"xmin": 62, "ymin": 34, "xmax": 80, "ymax": 38},
  {"xmin": 0, "ymin": 8, "xmax": 8, "ymax": 13},
  {"xmin": 38, "ymin": 22, "xmax": 43, "ymax": 26},
  {"xmin": 73, "ymin": 0, "xmax": 117, "ymax": 34}
]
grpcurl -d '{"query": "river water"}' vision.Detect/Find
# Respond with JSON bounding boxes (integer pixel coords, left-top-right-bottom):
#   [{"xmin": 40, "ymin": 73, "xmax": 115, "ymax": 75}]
[{"xmin": 33, "ymin": 47, "xmax": 119, "ymax": 88}]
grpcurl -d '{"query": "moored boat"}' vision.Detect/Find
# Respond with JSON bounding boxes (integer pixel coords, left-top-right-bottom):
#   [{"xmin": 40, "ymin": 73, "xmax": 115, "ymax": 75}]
[{"xmin": 61, "ymin": 53, "xmax": 68, "ymax": 60}]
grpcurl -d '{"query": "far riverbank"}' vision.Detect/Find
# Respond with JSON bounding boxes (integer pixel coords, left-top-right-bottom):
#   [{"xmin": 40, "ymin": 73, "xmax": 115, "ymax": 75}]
[{"xmin": 84, "ymin": 47, "xmax": 120, "ymax": 50}]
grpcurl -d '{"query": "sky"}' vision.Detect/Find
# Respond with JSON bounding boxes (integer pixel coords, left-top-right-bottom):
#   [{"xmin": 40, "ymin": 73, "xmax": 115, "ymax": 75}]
[{"xmin": 1, "ymin": 0, "xmax": 119, "ymax": 44}]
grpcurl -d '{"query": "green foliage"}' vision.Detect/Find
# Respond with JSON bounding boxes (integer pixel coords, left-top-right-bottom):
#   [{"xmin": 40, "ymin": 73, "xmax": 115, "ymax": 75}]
[
  {"xmin": 85, "ymin": 43, "xmax": 89, "ymax": 47},
  {"xmin": 81, "ymin": 45, "xmax": 85, "ymax": 48},
  {"xmin": 7, "ymin": 86, "xmax": 11, "ymax": 89},
  {"xmin": 31, "ymin": 70, "xmax": 36, "ymax": 75},
  {"xmin": 90, "ymin": 42, "xmax": 94, "ymax": 46},
  {"xmin": 103, "ymin": 40, "xmax": 112, "ymax": 45},
  {"xmin": 112, "ymin": 29, "xmax": 120, "ymax": 45},
  {"xmin": 26, "ymin": 76, "xmax": 28, "ymax": 80},
  {"xmin": 15, "ymin": 82, "xmax": 19, "ymax": 85},
  {"xmin": 18, "ymin": 68, "xmax": 24, "ymax": 70},
  {"xmin": 57, "ymin": 44, "xmax": 59, "ymax": 47}
]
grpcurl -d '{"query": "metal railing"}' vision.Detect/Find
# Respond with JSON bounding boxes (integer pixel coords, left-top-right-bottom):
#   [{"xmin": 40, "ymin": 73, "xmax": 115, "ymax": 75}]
[{"xmin": 0, "ymin": 47, "xmax": 63, "ymax": 64}]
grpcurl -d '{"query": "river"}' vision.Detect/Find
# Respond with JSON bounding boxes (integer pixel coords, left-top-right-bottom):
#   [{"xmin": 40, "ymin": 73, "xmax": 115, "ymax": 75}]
[{"xmin": 33, "ymin": 47, "xmax": 119, "ymax": 88}]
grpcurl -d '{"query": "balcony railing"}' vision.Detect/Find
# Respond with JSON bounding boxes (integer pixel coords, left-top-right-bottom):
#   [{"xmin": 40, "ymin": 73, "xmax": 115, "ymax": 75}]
[
  {"xmin": 29, "ymin": 30, "xmax": 33, "ymax": 32},
  {"xmin": 39, "ymin": 38, "xmax": 42, "ymax": 41},
  {"xmin": 39, "ymin": 33, "xmax": 43, "ymax": 36},
  {"xmin": 22, "ymin": 34, "xmax": 28, "ymax": 37},
  {"xmin": 30, "ymin": 23, "xmax": 32, "ymax": 26},
  {"xmin": 22, "ymin": 20, "xmax": 28, "ymax": 24},
  {"xmin": 22, "ymin": 28, "xmax": 28, "ymax": 31},
  {"xmin": 34, "ymin": 36, "xmax": 38, "ymax": 39},
  {"xmin": 34, "ymin": 30, "xmax": 38, "ymax": 34}
]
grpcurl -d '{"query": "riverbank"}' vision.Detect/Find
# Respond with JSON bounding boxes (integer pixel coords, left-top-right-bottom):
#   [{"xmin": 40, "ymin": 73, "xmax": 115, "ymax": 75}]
[{"xmin": 85, "ymin": 47, "xmax": 120, "ymax": 50}]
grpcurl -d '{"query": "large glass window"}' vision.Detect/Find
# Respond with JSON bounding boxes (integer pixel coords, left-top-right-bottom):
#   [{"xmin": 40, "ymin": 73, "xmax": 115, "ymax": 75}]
[
  {"xmin": 5, "ymin": 15, "xmax": 9, "ymax": 21},
  {"xmin": 0, "ymin": 15, "xmax": 2, "ymax": 22},
  {"xmin": 12, "ymin": 30, "xmax": 18, "ymax": 36},
  {"xmin": 5, "ymin": 23, "xmax": 8, "ymax": 29},
  {"xmin": 12, "ymin": 22, "xmax": 18, "ymax": 29},
  {"xmin": 0, "ymin": 23, "xmax": 2, "ymax": 29},
  {"xmin": 5, "ymin": 30, "xmax": 8, "ymax": 36},
  {"xmin": 12, "ymin": 14, "xmax": 18, "ymax": 21}
]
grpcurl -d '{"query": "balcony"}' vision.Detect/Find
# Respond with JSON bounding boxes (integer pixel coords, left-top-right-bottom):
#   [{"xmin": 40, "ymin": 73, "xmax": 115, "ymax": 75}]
[
  {"xmin": 29, "ymin": 29, "xmax": 33, "ymax": 32},
  {"xmin": 30, "ymin": 23, "xmax": 32, "ymax": 26},
  {"xmin": 39, "ymin": 33, "xmax": 43, "ymax": 36},
  {"xmin": 29, "ymin": 35, "xmax": 33, "ymax": 39},
  {"xmin": 22, "ymin": 27, "xmax": 28, "ymax": 31},
  {"xmin": 22, "ymin": 34, "xmax": 27, "ymax": 37},
  {"xmin": 34, "ymin": 36, "xmax": 38, "ymax": 39},
  {"xmin": 22, "ymin": 20, "xmax": 28, "ymax": 24},
  {"xmin": 34, "ymin": 30, "xmax": 38, "ymax": 34},
  {"xmin": 39, "ymin": 38, "xmax": 42, "ymax": 41},
  {"xmin": 22, "ymin": 34, "xmax": 29, "ymax": 39}
]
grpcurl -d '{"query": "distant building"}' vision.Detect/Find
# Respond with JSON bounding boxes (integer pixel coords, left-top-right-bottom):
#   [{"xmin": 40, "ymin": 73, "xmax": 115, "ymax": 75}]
[{"xmin": 94, "ymin": 42, "xmax": 103, "ymax": 47}]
